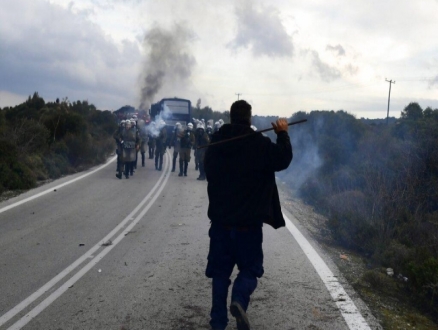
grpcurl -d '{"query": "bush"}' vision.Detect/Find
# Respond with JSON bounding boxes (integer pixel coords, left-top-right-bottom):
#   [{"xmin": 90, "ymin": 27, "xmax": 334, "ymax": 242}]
[
  {"xmin": 0, "ymin": 140, "xmax": 36, "ymax": 191},
  {"xmin": 23, "ymin": 154, "xmax": 48, "ymax": 181},
  {"xmin": 361, "ymin": 269, "xmax": 397, "ymax": 293},
  {"xmin": 326, "ymin": 190, "xmax": 377, "ymax": 252},
  {"xmin": 43, "ymin": 153, "xmax": 71, "ymax": 179},
  {"xmin": 407, "ymin": 257, "xmax": 438, "ymax": 293},
  {"xmin": 379, "ymin": 241, "xmax": 413, "ymax": 273}
]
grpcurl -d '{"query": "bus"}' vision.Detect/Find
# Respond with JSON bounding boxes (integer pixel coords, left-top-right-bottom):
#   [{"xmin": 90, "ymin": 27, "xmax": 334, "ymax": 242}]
[{"xmin": 150, "ymin": 98, "xmax": 191, "ymax": 127}]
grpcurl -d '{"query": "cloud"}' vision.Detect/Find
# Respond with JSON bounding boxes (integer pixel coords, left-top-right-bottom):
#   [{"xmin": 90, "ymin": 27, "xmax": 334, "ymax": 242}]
[
  {"xmin": 429, "ymin": 75, "xmax": 438, "ymax": 87},
  {"xmin": 0, "ymin": 0, "xmax": 141, "ymax": 109},
  {"xmin": 228, "ymin": 0, "xmax": 294, "ymax": 58},
  {"xmin": 311, "ymin": 51, "xmax": 341, "ymax": 82},
  {"xmin": 344, "ymin": 63, "xmax": 359, "ymax": 76},
  {"xmin": 326, "ymin": 44, "xmax": 345, "ymax": 57}
]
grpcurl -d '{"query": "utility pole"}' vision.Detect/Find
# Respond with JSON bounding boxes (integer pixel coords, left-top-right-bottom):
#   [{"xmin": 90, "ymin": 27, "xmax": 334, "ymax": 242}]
[
  {"xmin": 235, "ymin": 93, "xmax": 242, "ymax": 100},
  {"xmin": 385, "ymin": 79, "xmax": 395, "ymax": 125}
]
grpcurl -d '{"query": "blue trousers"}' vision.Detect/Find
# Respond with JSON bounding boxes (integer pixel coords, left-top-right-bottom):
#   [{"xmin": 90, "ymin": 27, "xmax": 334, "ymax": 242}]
[{"xmin": 206, "ymin": 223, "xmax": 264, "ymax": 330}]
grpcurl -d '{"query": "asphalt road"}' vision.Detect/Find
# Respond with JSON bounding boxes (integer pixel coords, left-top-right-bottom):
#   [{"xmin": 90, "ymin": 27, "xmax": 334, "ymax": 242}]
[{"xmin": 0, "ymin": 154, "xmax": 381, "ymax": 330}]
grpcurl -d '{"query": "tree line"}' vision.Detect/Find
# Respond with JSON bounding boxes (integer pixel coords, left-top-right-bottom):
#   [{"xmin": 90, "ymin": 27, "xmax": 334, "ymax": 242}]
[{"xmin": 0, "ymin": 92, "xmax": 118, "ymax": 194}]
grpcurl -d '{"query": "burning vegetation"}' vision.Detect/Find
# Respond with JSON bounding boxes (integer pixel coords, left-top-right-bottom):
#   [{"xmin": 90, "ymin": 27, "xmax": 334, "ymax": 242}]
[{"xmin": 274, "ymin": 103, "xmax": 438, "ymax": 321}]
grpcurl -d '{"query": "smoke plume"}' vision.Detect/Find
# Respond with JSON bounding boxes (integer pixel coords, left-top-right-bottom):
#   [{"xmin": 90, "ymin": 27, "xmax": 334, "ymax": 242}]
[
  {"xmin": 228, "ymin": 0, "xmax": 294, "ymax": 58},
  {"xmin": 138, "ymin": 23, "xmax": 196, "ymax": 110}
]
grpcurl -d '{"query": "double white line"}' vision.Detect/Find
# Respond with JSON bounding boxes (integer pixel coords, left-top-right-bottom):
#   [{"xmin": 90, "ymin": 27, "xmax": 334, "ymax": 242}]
[{"xmin": 0, "ymin": 155, "xmax": 171, "ymax": 329}]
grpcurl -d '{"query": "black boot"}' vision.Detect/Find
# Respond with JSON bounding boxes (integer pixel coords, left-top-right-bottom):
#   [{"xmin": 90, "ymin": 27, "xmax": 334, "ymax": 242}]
[
  {"xmin": 197, "ymin": 162, "xmax": 206, "ymax": 180},
  {"xmin": 172, "ymin": 154, "xmax": 177, "ymax": 172},
  {"xmin": 116, "ymin": 163, "xmax": 123, "ymax": 179},
  {"xmin": 124, "ymin": 165, "xmax": 129, "ymax": 179},
  {"xmin": 141, "ymin": 152, "xmax": 145, "ymax": 167},
  {"xmin": 184, "ymin": 161, "xmax": 188, "ymax": 176},
  {"xmin": 158, "ymin": 153, "xmax": 163, "ymax": 171},
  {"xmin": 178, "ymin": 160, "xmax": 184, "ymax": 177}
]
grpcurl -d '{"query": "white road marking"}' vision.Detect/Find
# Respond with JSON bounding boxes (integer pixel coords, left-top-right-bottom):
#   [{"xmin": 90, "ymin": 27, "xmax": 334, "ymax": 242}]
[
  {"xmin": 0, "ymin": 155, "xmax": 170, "ymax": 329},
  {"xmin": 0, "ymin": 156, "xmax": 117, "ymax": 215},
  {"xmin": 283, "ymin": 213, "xmax": 372, "ymax": 330}
]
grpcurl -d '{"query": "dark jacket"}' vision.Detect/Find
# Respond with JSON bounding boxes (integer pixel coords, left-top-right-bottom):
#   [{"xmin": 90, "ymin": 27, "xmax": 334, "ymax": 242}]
[{"xmin": 204, "ymin": 124, "xmax": 292, "ymax": 229}]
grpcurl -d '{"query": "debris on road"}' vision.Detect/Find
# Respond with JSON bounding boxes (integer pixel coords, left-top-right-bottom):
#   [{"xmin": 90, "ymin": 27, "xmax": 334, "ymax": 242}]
[{"xmin": 101, "ymin": 239, "xmax": 112, "ymax": 246}]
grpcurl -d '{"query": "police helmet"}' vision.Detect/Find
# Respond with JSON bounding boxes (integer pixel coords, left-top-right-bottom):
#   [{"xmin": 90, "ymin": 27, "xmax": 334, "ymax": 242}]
[{"xmin": 187, "ymin": 123, "xmax": 193, "ymax": 130}]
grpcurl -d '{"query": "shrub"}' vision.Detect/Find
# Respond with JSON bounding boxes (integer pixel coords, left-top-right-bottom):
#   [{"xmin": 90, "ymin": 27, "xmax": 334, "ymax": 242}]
[
  {"xmin": 43, "ymin": 153, "xmax": 71, "ymax": 179},
  {"xmin": 326, "ymin": 190, "xmax": 377, "ymax": 252},
  {"xmin": 378, "ymin": 241, "xmax": 413, "ymax": 273},
  {"xmin": 0, "ymin": 140, "xmax": 36, "ymax": 191},
  {"xmin": 407, "ymin": 257, "xmax": 438, "ymax": 293},
  {"xmin": 361, "ymin": 269, "xmax": 397, "ymax": 293}
]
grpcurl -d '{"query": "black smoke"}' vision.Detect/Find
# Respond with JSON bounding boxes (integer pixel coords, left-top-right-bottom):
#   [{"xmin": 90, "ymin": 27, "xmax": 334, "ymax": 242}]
[{"xmin": 138, "ymin": 23, "xmax": 196, "ymax": 110}]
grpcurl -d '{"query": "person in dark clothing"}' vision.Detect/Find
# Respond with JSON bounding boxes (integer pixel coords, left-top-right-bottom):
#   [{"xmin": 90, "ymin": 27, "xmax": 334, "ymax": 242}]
[
  {"xmin": 178, "ymin": 122, "xmax": 195, "ymax": 177},
  {"xmin": 194, "ymin": 123, "xmax": 210, "ymax": 180},
  {"xmin": 154, "ymin": 120, "xmax": 167, "ymax": 171},
  {"xmin": 204, "ymin": 100, "xmax": 292, "ymax": 330}
]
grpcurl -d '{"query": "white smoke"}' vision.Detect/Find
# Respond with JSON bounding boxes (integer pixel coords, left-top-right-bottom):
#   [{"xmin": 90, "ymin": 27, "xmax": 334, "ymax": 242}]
[{"xmin": 146, "ymin": 104, "xmax": 173, "ymax": 138}]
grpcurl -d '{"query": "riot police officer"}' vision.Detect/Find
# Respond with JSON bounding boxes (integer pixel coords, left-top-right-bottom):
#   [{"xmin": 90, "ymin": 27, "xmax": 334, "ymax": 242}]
[
  {"xmin": 138, "ymin": 118, "xmax": 148, "ymax": 167},
  {"xmin": 178, "ymin": 122, "xmax": 195, "ymax": 177},
  {"xmin": 194, "ymin": 122, "xmax": 210, "ymax": 180},
  {"xmin": 170, "ymin": 122, "xmax": 183, "ymax": 172},
  {"xmin": 114, "ymin": 120, "xmax": 125, "ymax": 177},
  {"xmin": 117, "ymin": 120, "xmax": 139, "ymax": 179},
  {"xmin": 154, "ymin": 120, "xmax": 167, "ymax": 171},
  {"xmin": 147, "ymin": 122, "xmax": 156, "ymax": 159}
]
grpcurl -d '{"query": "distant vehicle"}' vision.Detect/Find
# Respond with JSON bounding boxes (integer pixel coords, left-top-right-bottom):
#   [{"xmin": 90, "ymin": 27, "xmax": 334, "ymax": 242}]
[
  {"xmin": 150, "ymin": 98, "xmax": 192, "ymax": 145},
  {"xmin": 150, "ymin": 98, "xmax": 191, "ymax": 127}
]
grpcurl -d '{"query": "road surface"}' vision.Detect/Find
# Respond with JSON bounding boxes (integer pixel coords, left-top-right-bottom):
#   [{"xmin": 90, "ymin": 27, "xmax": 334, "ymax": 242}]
[{"xmin": 0, "ymin": 154, "xmax": 381, "ymax": 329}]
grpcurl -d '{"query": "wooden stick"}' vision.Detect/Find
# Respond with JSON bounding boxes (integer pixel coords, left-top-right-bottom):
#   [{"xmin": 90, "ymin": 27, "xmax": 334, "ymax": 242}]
[{"xmin": 197, "ymin": 119, "xmax": 307, "ymax": 149}]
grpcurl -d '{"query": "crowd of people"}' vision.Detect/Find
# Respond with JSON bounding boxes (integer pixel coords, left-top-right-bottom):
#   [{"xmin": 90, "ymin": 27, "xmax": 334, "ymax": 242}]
[{"xmin": 113, "ymin": 116, "xmax": 229, "ymax": 180}]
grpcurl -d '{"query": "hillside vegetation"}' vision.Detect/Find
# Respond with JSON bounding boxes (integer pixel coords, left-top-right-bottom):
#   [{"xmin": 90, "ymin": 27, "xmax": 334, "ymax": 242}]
[
  {"xmin": 275, "ymin": 103, "xmax": 438, "ymax": 319},
  {"xmin": 0, "ymin": 92, "xmax": 117, "ymax": 194}
]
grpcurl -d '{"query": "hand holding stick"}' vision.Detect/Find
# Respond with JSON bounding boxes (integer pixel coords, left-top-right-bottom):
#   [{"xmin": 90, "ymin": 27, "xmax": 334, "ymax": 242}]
[{"xmin": 197, "ymin": 118, "xmax": 307, "ymax": 149}]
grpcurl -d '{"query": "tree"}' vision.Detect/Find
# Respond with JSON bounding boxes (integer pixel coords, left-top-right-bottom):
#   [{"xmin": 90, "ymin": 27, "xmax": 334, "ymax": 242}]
[{"xmin": 401, "ymin": 102, "xmax": 423, "ymax": 121}]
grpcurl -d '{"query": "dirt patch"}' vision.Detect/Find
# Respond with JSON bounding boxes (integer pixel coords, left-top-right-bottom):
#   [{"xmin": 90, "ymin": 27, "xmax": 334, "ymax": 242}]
[{"xmin": 278, "ymin": 183, "xmax": 438, "ymax": 330}]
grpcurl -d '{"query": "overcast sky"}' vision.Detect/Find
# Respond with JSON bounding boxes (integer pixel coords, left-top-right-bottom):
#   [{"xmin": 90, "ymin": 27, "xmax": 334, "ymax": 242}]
[{"xmin": 1, "ymin": 0, "xmax": 437, "ymax": 119}]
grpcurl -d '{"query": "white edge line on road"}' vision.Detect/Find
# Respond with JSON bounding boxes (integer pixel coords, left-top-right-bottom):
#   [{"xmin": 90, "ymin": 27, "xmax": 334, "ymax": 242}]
[
  {"xmin": 283, "ymin": 213, "xmax": 371, "ymax": 330},
  {"xmin": 0, "ymin": 155, "xmax": 170, "ymax": 329},
  {"xmin": 0, "ymin": 156, "xmax": 117, "ymax": 215}
]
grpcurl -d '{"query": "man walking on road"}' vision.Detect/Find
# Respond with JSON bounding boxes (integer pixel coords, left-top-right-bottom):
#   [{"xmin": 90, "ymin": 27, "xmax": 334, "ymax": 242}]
[{"xmin": 204, "ymin": 100, "xmax": 293, "ymax": 330}]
